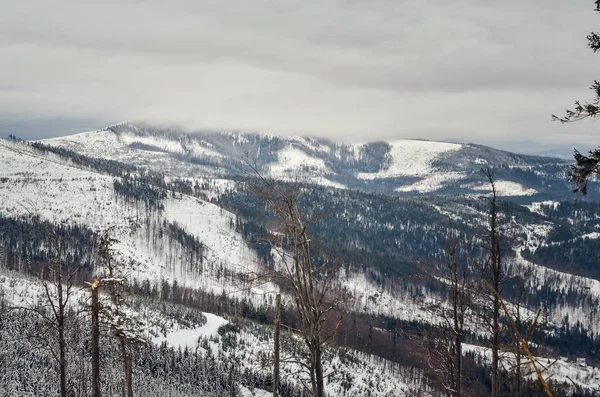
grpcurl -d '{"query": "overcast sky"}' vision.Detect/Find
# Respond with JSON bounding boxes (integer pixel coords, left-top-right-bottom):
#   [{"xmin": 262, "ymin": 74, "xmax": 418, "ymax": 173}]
[{"xmin": 1, "ymin": 0, "xmax": 599, "ymax": 150}]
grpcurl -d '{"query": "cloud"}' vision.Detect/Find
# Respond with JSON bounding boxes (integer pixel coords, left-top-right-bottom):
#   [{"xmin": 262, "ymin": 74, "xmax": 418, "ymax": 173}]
[{"xmin": 0, "ymin": 0, "xmax": 598, "ymax": 143}]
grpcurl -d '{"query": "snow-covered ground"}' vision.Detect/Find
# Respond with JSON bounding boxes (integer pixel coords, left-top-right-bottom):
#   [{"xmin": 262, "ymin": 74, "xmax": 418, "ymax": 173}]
[
  {"xmin": 0, "ymin": 139, "xmax": 278, "ymax": 304},
  {"xmin": 395, "ymin": 172, "xmax": 466, "ymax": 193},
  {"xmin": 470, "ymin": 180, "xmax": 538, "ymax": 196},
  {"xmin": 266, "ymin": 145, "xmax": 346, "ymax": 189},
  {"xmin": 5, "ymin": 137, "xmax": 600, "ymax": 392},
  {"xmin": 464, "ymin": 343, "xmax": 600, "ymax": 392},
  {"xmin": 525, "ymin": 200, "xmax": 561, "ymax": 215},
  {"xmin": 153, "ymin": 312, "xmax": 228, "ymax": 349},
  {"xmin": 0, "ymin": 269, "xmax": 432, "ymax": 396},
  {"xmin": 357, "ymin": 140, "xmax": 463, "ymax": 179}
]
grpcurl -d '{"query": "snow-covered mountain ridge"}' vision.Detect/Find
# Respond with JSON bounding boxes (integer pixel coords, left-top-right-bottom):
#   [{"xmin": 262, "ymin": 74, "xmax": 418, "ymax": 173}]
[
  {"xmin": 3, "ymin": 133, "xmax": 600, "ymax": 394},
  {"xmin": 42, "ymin": 122, "xmax": 576, "ymax": 199}
]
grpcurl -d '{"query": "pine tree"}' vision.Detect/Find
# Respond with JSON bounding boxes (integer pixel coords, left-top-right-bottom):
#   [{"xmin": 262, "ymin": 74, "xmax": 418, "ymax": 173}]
[{"xmin": 553, "ymin": 1, "xmax": 600, "ymax": 195}]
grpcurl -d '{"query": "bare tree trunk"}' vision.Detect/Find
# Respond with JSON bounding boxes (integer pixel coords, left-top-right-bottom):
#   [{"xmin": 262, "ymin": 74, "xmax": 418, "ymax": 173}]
[
  {"xmin": 315, "ymin": 343, "xmax": 325, "ymax": 397},
  {"xmin": 483, "ymin": 169, "xmax": 503, "ymax": 397},
  {"xmin": 91, "ymin": 286, "xmax": 101, "ymax": 397},
  {"xmin": 451, "ymin": 263, "xmax": 463, "ymax": 397},
  {"xmin": 491, "ymin": 298, "xmax": 500, "ymax": 397},
  {"xmin": 273, "ymin": 293, "xmax": 280, "ymax": 397},
  {"xmin": 515, "ymin": 315, "xmax": 523, "ymax": 397},
  {"xmin": 40, "ymin": 238, "xmax": 79, "ymax": 397},
  {"xmin": 120, "ymin": 339, "xmax": 134, "ymax": 397},
  {"xmin": 126, "ymin": 352, "xmax": 133, "ymax": 397},
  {"xmin": 430, "ymin": 236, "xmax": 467, "ymax": 397},
  {"xmin": 57, "ymin": 271, "xmax": 67, "ymax": 397}
]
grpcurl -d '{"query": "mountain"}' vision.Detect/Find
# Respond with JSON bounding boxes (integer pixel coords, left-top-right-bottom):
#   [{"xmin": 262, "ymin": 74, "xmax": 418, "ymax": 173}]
[
  {"xmin": 42, "ymin": 122, "xmax": 580, "ymax": 200},
  {"xmin": 2, "ymin": 126, "xmax": 600, "ymax": 395}
]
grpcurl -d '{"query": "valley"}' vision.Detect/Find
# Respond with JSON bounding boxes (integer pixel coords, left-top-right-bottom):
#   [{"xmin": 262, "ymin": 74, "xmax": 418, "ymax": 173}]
[{"xmin": 1, "ymin": 125, "xmax": 600, "ymax": 396}]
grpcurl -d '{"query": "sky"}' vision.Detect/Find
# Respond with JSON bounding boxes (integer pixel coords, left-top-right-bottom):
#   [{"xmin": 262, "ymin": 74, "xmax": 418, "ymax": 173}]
[{"xmin": 1, "ymin": 0, "xmax": 599, "ymax": 151}]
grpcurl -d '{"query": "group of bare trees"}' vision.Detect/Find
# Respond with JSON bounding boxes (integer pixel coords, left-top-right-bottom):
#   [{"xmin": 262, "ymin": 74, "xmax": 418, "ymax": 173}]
[
  {"xmin": 3, "ymin": 227, "xmax": 146, "ymax": 397},
  {"xmin": 250, "ymin": 162, "xmax": 563, "ymax": 397},
  {"xmin": 415, "ymin": 170, "xmax": 555, "ymax": 397}
]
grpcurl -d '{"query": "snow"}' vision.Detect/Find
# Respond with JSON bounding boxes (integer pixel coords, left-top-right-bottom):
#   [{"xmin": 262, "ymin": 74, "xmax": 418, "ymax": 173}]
[
  {"xmin": 463, "ymin": 343, "xmax": 600, "ymax": 392},
  {"xmin": 471, "ymin": 180, "xmax": 538, "ymax": 196},
  {"xmin": 153, "ymin": 312, "xmax": 228, "ymax": 349},
  {"xmin": 240, "ymin": 386, "xmax": 272, "ymax": 397},
  {"xmin": 340, "ymin": 271, "xmax": 443, "ymax": 324},
  {"xmin": 8, "ymin": 134, "xmax": 600, "ymax": 392},
  {"xmin": 268, "ymin": 146, "xmax": 328, "ymax": 175},
  {"xmin": 525, "ymin": 200, "xmax": 561, "ymax": 215},
  {"xmin": 512, "ymin": 219, "xmax": 600, "ymax": 335},
  {"xmin": 0, "ymin": 139, "xmax": 279, "ymax": 304},
  {"xmin": 267, "ymin": 145, "xmax": 346, "ymax": 189},
  {"xmin": 581, "ymin": 232, "xmax": 600, "ymax": 240},
  {"xmin": 43, "ymin": 129, "xmax": 230, "ymax": 178},
  {"xmin": 395, "ymin": 172, "xmax": 466, "ymax": 193},
  {"xmin": 356, "ymin": 140, "xmax": 462, "ymax": 179}
]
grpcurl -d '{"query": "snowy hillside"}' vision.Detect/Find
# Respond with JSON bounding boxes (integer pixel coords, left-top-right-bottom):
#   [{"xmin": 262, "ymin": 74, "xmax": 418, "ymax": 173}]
[
  {"xmin": 3, "ymin": 134, "xmax": 600, "ymax": 395},
  {"xmin": 41, "ymin": 122, "xmax": 576, "ymax": 199},
  {"xmin": 0, "ymin": 139, "xmax": 276, "ymax": 303},
  {"xmin": 4, "ymin": 137, "xmax": 599, "ymax": 334},
  {"xmin": 0, "ymin": 271, "xmax": 432, "ymax": 396}
]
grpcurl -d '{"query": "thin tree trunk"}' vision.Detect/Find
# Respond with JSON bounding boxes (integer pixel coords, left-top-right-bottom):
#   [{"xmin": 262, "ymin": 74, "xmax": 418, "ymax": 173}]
[
  {"xmin": 485, "ymin": 169, "xmax": 502, "ymax": 397},
  {"xmin": 491, "ymin": 294, "xmax": 500, "ymax": 397},
  {"xmin": 315, "ymin": 343, "xmax": 325, "ymax": 397},
  {"xmin": 58, "ymin": 309, "xmax": 67, "ymax": 397},
  {"xmin": 514, "ymin": 299, "xmax": 523, "ymax": 397},
  {"xmin": 91, "ymin": 286, "xmax": 101, "ymax": 397},
  {"xmin": 126, "ymin": 354, "xmax": 133, "ymax": 397},
  {"xmin": 57, "ymin": 268, "xmax": 67, "ymax": 397},
  {"xmin": 273, "ymin": 293, "xmax": 281, "ymax": 397},
  {"xmin": 453, "ymin": 288, "xmax": 462, "ymax": 397},
  {"xmin": 120, "ymin": 339, "xmax": 127, "ymax": 397},
  {"xmin": 121, "ymin": 340, "xmax": 133, "ymax": 397}
]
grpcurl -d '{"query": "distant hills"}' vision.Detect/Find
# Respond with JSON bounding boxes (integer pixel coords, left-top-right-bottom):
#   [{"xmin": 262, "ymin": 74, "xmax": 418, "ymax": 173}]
[{"xmin": 41, "ymin": 122, "xmax": 582, "ymax": 200}]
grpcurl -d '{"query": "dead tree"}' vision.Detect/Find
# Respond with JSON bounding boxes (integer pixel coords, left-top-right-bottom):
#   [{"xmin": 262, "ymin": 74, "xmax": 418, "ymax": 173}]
[
  {"xmin": 273, "ymin": 293, "xmax": 281, "ymax": 397},
  {"xmin": 5, "ymin": 229, "xmax": 81, "ymax": 397},
  {"xmin": 483, "ymin": 281, "xmax": 553, "ymax": 397},
  {"xmin": 507, "ymin": 264, "xmax": 534, "ymax": 397},
  {"xmin": 480, "ymin": 169, "xmax": 506, "ymax": 397},
  {"xmin": 425, "ymin": 234, "xmax": 470, "ymax": 397},
  {"xmin": 90, "ymin": 279, "xmax": 101, "ymax": 397},
  {"xmin": 39, "ymin": 233, "xmax": 81, "ymax": 397},
  {"xmin": 251, "ymin": 177, "xmax": 344, "ymax": 397},
  {"xmin": 443, "ymin": 235, "xmax": 469, "ymax": 397}
]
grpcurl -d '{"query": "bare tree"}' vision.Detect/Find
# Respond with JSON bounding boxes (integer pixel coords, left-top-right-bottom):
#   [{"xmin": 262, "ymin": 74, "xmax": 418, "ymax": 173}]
[
  {"xmin": 251, "ymin": 177, "xmax": 344, "ymax": 397},
  {"xmin": 479, "ymin": 169, "xmax": 506, "ymax": 397},
  {"xmin": 89, "ymin": 278, "xmax": 101, "ymax": 397},
  {"xmin": 273, "ymin": 293, "xmax": 281, "ymax": 397},
  {"xmin": 483, "ymin": 281, "xmax": 553, "ymax": 397},
  {"xmin": 3, "ymin": 228, "xmax": 82, "ymax": 397},
  {"xmin": 444, "ymin": 235, "xmax": 469, "ymax": 397},
  {"xmin": 506, "ymin": 263, "xmax": 535, "ymax": 397},
  {"xmin": 39, "ymin": 233, "xmax": 82, "ymax": 397},
  {"xmin": 423, "ymin": 234, "xmax": 470, "ymax": 397}
]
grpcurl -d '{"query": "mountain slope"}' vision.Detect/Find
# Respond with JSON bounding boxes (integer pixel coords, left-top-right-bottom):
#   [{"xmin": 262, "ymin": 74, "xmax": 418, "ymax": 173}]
[
  {"xmin": 4, "ymin": 133, "xmax": 600, "ymax": 394},
  {"xmin": 42, "ymin": 122, "xmax": 576, "ymax": 199}
]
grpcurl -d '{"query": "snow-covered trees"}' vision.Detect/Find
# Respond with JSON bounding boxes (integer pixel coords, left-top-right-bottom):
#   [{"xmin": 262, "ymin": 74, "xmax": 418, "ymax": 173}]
[{"xmin": 96, "ymin": 229, "xmax": 146, "ymax": 397}]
